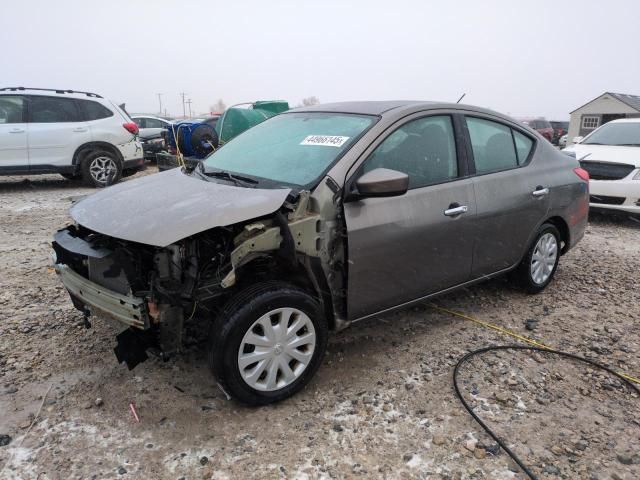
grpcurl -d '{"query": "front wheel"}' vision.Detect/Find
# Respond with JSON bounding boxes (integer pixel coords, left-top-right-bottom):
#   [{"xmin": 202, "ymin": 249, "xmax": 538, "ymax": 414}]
[
  {"xmin": 514, "ymin": 223, "xmax": 561, "ymax": 293},
  {"xmin": 209, "ymin": 282, "xmax": 328, "ymax": 405}
]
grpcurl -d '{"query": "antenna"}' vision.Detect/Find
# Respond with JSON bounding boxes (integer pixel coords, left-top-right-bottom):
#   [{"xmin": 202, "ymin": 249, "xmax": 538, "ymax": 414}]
[{"xmin": 456, "ymin": 93, "xmax": 466, "ymax": 104}]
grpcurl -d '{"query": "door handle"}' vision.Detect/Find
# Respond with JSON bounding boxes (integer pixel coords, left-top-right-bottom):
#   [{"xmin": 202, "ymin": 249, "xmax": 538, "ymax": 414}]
[
  {"xmin": 444, "ymin": 205, "xmax": 468, "ymax": 217},
  {"xmin": 532, "ymin": 187, "xmax": 549, "ymax": 197},
  {"xmin": 9, "ymin": 128, "xmax": 25, "ymax": 133},
  {"xmin": 72, "ymin": 127, "xmax": 88, "ymax": 133}
]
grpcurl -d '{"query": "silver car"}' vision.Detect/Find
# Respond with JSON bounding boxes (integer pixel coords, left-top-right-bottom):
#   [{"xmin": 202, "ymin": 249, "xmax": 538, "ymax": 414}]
[{"xmin": 52, "ymin": 101, "xmax": 589, "ymax": 405}]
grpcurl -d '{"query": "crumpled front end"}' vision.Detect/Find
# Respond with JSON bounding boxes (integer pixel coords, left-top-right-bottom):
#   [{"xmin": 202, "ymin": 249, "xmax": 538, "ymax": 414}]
[{"xmin": 51, "ymin": 224, "xmax": 211, "ymax": 369}]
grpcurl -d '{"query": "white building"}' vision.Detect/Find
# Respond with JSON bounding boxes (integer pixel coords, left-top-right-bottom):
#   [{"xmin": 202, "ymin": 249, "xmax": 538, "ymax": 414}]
[{"xmin": 567, "ymin": 92, "xmax": 640, "ymax": 146}]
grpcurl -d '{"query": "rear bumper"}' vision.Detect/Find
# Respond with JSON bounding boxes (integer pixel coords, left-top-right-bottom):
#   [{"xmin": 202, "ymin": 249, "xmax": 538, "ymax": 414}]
[{"xmin": 54, "ymin": 263, "xmax": 148, "ymax": 329}]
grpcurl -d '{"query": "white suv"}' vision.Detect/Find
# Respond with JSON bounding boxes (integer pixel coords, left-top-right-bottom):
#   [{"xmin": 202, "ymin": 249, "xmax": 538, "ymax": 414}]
[{"xmin": 0, "ymin": 87, "xmax": 144, "ymax": 187}]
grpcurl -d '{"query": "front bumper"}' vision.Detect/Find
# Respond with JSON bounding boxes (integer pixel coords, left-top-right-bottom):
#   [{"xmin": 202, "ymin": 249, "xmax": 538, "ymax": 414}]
[
  {"xmin": 589, "ymin": 177, "xmax": 640, "ymax": 214},
  {"xmin": 55, "ymin": 262, "xmax": 149, "ymax": 329}
]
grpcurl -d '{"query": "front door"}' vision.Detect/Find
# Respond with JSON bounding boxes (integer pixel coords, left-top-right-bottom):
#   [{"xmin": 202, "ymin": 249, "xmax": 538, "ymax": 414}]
[
  {"xmin": 344, "ymin": 114, "xmax": 476, "ymax": 320},
  {"xmin": 0, "ymin": 95, "xmax": 28, "ymax": 168}
]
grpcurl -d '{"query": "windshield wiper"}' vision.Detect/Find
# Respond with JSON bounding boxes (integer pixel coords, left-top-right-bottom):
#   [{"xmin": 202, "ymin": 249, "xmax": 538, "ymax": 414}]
[{"xmin": 198, "ymin": 164, "xmax": 259, "ymax": 187}]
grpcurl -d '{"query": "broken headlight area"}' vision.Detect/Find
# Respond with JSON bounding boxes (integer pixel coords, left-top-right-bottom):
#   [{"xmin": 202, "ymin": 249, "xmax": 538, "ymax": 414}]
[{"xmin": 52, "ymin": 224, "xmax": 236, "ymax": 369}]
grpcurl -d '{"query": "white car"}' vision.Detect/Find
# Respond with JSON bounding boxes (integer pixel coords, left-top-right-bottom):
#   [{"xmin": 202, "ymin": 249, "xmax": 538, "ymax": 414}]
[
  {"xmin": 0, "ymin": 87, "xmax": 143, "ymax": 187},
  {"xmin": 563, "ymin": 118, "xmax": 640, "ymax": 215},
  {"xmin": 558, "ymin": 133, "xmax": 568, "ymax": 148},
  {"xmin": 131, "ymin": 115, "xmax": 171, "ymax": 139}
]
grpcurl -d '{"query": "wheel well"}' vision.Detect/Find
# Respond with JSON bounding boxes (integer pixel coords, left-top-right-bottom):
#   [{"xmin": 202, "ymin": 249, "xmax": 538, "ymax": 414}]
[
  {"xmin": 73, "ymin": 142, "xmax": 123, "ymax": 167},
  {"xmin": 234, "ymin": 257, "xmax": 336, "ymax": 330},
  {"xmin": 545, "ymin": 216, "xmax": 570, "ymax": 254}
]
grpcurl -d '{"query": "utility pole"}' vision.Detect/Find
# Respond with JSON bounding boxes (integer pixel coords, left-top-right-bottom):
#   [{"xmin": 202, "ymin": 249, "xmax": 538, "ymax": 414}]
[
  {"xmin": 180, "ymin": 92, "xmax": 187, "ymax": 118},
  {"xmin": 157, "ymin": 93, "xmax": 163, "ymax": 116},
  {"xmin": 186, "ymin": 99, "xmax": 193, "ymax": 118}
]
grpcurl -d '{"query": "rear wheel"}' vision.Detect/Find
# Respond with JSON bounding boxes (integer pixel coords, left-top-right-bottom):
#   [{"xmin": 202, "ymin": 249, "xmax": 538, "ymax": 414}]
[
  {"xmin": 209, "ymin": 282, "xmax": 328, "ymax": 405},
  {"xmin": 81, "ymin": 150, "xmax": 122, "ymax": 187},
  {"xmin": 514, "ymin": 223, "xmax": 561, "ymax": 293}
]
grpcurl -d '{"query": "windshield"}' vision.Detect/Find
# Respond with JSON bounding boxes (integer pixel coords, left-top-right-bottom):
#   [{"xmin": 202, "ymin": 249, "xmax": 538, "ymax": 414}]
[
  {"xmin": 583, "ymin": 122, "xmax": 640, "ymax": 146},
  {"xmin": 202, "ymin": 112, "xmax": 376, "ymax": 187}
]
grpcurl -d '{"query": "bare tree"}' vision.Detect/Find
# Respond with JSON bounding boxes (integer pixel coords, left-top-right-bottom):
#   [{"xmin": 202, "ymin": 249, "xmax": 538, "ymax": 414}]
[
  {"xmin": 209, "ymin": 99, "xmax": 227, "ymax": 113},
  {"xmin": 301, "ymin": 96, "xmax": 320, "ymax": 106}
]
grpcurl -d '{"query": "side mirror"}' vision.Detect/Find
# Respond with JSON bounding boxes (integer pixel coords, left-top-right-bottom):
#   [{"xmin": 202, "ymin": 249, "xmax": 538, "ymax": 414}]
[
  {"xmin": 572, "ymin": 136, "xmax": 584, "ymax": 144},
  {"xmin": 353, "ymin": 168, "xmax": 409, "ymax": 199}
]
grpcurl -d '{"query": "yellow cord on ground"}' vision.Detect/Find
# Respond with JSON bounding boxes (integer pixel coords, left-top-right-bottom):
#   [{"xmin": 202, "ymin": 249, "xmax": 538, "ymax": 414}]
[{"xmin": 429, "ymin": 303, "xmax": 640, "ymax": 385}]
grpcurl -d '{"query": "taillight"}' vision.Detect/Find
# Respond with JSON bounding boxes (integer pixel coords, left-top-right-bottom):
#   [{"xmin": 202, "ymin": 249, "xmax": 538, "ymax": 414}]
[
  {"xmin": 574, "ymin": 167, "xmax": 589, "ymax": 182},
  {"xmin": 123, "ymin": 122, "xmax": 139, "ymax": 135}
]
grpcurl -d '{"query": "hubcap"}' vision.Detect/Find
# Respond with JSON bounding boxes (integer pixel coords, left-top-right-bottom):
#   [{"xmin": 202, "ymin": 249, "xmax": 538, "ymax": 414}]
[
  {"xmin": 89, "ymin": 156, "xmax": 117, "ymax": 185},
  {"xmin": 238, "ymin": 307, "xmax": 316, "ymax": 392},
  {"xmin": 530, "ymin": 232, "xmax": 558, "ymax": 285}
]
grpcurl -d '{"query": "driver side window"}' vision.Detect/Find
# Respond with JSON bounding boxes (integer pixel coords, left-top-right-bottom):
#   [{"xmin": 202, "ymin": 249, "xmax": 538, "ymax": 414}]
[{"xmin": 362, "ymin": 115, "xmax": 458, "ymax": 189}]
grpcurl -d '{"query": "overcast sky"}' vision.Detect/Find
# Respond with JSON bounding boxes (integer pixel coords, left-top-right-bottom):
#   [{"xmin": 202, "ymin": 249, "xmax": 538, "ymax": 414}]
[{"xmin": 2, "ymin": 0, "xmax": 639, "ymax": 119}]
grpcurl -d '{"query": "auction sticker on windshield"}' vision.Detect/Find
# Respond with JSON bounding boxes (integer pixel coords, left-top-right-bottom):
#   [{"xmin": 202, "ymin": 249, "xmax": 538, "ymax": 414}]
[{"xmin": 300, "ymin": 135, "xmax": 350, "ymax": 147}]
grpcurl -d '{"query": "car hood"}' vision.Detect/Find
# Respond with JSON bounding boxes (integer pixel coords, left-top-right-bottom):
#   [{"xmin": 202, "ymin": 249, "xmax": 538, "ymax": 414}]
[
  {"xmin": 570, "ymin": 144, "xmax": 640, "ymax": 168},
  {"xmin": 70, "ymin": 168, "xmax": 291, "ymax": 247}
]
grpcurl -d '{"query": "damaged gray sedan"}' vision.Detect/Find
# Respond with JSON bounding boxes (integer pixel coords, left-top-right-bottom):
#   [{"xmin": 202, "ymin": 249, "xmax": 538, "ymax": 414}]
[{"xmin": 52, "ymin": 101, "xmax": 589, "ymax": 405}]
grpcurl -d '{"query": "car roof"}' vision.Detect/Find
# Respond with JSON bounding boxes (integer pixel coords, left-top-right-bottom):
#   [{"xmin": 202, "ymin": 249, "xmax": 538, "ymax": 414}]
[
  {"xmin": 290, "ymin": 101, "xmax": 425, "ymax": 115},
  {"xmin": 132, "ymin": 115, "xmax": 168, "ymax": 120},
  {"xmin": 288, "ymin": 100, "xmax": 521, "ymax": 125},
  {"xmin": 606, "ymin": 117, "xmax": 640, "ymax": 124},
  {"xmin": 0, "ymin": 87, "xmax": 105, "ymax": 100}
]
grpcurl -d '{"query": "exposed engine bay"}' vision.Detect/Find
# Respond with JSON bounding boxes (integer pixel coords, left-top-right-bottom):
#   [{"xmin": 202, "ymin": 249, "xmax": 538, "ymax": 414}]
[{"xmin": 52, "ymin": 184, "xmax": 347, "ymax": 370}]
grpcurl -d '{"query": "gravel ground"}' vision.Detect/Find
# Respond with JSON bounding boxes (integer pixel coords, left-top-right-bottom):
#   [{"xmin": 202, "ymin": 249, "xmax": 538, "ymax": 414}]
[{"xmin": 1, "ymin": 168, "xmax": 639, "ymax": 480}]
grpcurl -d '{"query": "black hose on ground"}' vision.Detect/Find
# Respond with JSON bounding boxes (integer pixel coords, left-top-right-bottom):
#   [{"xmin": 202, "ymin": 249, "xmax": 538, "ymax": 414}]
[{"xmin": 453, "ymin": 345, "xmax": 640, "ymax": 480}]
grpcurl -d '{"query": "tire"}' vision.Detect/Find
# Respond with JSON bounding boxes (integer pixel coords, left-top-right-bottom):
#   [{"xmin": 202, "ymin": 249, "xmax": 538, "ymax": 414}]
[
  {"xmin": 209, "ymin": 282, "xmax": 328, "ymax": 406},
  {"xmin": 80, "ymin": 150, "xmax": 122, "ymax": 187},
  {"xmin": 514, "ymin": 223, "xmax": 561, "ymax": 294}
]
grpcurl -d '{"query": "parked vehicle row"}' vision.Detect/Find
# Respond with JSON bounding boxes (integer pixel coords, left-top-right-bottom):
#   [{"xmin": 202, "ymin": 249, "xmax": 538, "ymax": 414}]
[
  {"xmin": 517, "ymin": 117, "xmax": 554, "ymax": 143},
  {"xmin": 0, "ymin": 87, "xmax": 144, "ymax": 187},
  {"xmin": 563, "ymin": 118, "xmax": 640, "ymax": 215},
  {"xmin": 550, "ymin": 120, "xmax": 569, "ymax": 145},
  {"xmin": 52, "ymin": 101, "xmax": 589, "ymax": 405}
]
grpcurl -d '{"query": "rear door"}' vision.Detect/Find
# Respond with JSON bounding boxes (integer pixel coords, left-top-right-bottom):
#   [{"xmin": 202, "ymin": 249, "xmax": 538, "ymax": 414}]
[
  {"xmin": 27, "ymin": 95, "xmax": 92, "ymax": 168},
  {"xmin": 463, "ymin": 115, "xmax": 550, "ymax": 277},
  {"xmin": 0, "ymin": 95, "xmax": 28, "ymax": 168},
  {"xmin": 344, "ymin": 113, "xmax": 476, "ymax": 319}
]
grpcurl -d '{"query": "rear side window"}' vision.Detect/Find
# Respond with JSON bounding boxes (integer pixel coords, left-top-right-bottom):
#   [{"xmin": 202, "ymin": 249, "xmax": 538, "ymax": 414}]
[
  {"xmin": 29, "ymin": 96, "xmax": 81, "ymax": 123},
  {"xmin": 0, "ymin": 95, "xmax": 25, "ymax": 123},
  {"xmin": 80, "ymin": 100, "xmax": 114, "ymax": 121},
  {"xmin": 466, "ymin": 117, "xmax": 534, "ymax": 174},
  {"xmin": 133, "ymin": 118, "xmax": 146, "ymax": 128},
  {"xmin": 513, "ymin": 131, "xmax": 534, "ymax": 163},
  {"xmin": 145, "ymin": 118, "xmax": 166, "ymax": 128}
]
